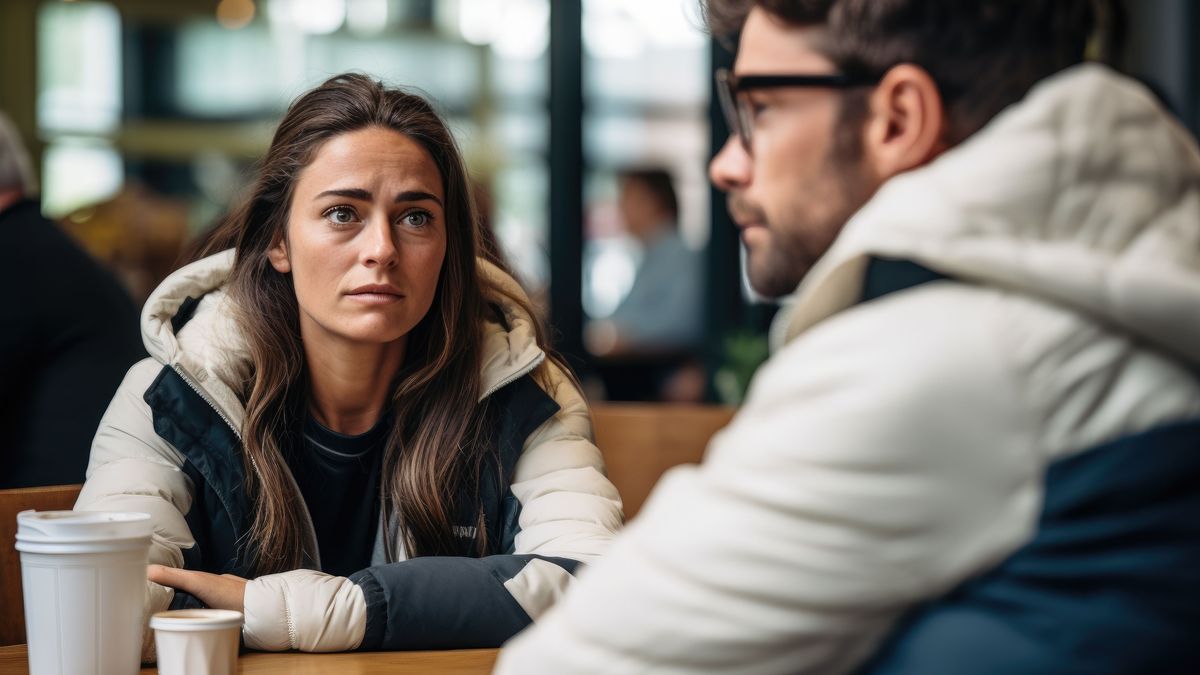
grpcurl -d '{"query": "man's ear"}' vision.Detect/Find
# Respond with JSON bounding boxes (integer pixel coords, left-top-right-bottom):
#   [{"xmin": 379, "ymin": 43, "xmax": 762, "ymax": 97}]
[
  {"xmin": 861, "ymin": 64, "xmax": 947, "ymax": 182},
  {"xmin": 267, "ymin": 238, "xmax": 291, "ymax": 274}
]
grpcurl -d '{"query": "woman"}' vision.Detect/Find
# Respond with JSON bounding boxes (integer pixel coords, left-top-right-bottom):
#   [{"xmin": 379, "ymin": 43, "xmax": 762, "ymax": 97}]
[{"xmin": 77, "ymin": 73, "xmax": 622, "ymax": 654}]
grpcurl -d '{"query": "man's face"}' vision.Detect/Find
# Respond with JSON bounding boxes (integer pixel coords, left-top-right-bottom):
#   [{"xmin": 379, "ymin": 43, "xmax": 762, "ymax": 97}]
[
  {"xmin": 710, "ymin": 8, "xmax": 876, "ymax": 298},
  {"xmin": 618, "ymin": 179, "xmax": 660, "ymax": 240}
]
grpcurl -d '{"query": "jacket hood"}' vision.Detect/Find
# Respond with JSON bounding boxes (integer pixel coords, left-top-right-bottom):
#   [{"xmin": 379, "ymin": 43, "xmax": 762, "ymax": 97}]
[
  {"xmin": 773, "ymin": 64, "xmax": 1200, "ymax": 365},
  {"xmin": 140, "ymin": 249, "xmax": 546, "ymax": 432}
]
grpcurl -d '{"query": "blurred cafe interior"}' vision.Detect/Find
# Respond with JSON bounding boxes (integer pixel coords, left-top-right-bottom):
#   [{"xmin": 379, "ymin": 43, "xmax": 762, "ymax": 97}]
[{"xmin": 3, "ymin": 0, "xmax": 1198, "ymax": 407}]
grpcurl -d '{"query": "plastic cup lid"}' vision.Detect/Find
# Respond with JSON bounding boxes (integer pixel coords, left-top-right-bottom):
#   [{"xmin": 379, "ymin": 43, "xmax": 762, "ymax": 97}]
[
  {"xmin": 16, "ymin": 510, "xmax": 152, "ymax": 543},
  {"xmin": 150, "ymin": 609, "xmax": 244, "ymax": 632}
]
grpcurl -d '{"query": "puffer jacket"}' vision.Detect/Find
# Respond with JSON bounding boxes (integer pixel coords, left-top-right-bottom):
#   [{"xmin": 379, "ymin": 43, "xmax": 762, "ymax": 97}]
[
  {"xmin": 76, "ymin": 251, "xmax": 623, "ymax": 654},
  {"xmin": 498, "ymin": 64, "xmax": 1200, "ymax": 674}
]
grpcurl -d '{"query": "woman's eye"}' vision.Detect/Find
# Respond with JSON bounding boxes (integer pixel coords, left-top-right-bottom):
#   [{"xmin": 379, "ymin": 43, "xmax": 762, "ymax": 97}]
[
  {"xmin": 401, "ymin": 211, "xmax": 431, "ymax": 228},
  {"xmin": 324, "ymin": 207, "xmax": 357, "ymax": 226}
]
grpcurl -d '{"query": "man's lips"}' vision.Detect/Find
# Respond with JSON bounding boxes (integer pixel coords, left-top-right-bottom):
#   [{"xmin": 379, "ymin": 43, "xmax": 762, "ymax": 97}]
[{"xmin": 727, "ymin": 195, "xmax": 766, "ymax": 232}]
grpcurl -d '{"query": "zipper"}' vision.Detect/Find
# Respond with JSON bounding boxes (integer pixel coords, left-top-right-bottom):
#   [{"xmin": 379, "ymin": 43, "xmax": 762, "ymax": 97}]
[
  {"xmin": 170, "ymin": 363, "xmax": 322, "ymax": 569},
  {"xmin": 480, "ymin": 351, "xmax": 546, "ymax": 400},
  {"xmin": 171, "ymin": 365, "xmax": 244, "ymax": 442}
]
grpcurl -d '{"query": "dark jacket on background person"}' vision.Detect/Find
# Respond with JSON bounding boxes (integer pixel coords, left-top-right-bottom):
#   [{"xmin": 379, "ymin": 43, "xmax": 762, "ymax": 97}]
[{"xmin": 0, "ymin": 199, "xmax": 144, "ymax": 488}]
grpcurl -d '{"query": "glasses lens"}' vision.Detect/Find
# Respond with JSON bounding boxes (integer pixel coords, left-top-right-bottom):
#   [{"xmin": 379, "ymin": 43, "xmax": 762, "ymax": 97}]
[{"xmin": 715, "ymin": 69, "xmax": 749, "ymax": 151}]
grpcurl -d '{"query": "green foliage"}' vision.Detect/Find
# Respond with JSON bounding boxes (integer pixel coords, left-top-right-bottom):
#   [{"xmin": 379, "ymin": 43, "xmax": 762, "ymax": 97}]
[{"xmin": 713, "ymin": 329, "xmax": 770, "ymax": 405}]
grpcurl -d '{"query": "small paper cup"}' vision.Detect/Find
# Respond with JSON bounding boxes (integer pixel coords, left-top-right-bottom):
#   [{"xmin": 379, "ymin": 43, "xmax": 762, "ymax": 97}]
[{"xmin": 150, "ymin": 609, "xmax": 243, "ymax": 675}]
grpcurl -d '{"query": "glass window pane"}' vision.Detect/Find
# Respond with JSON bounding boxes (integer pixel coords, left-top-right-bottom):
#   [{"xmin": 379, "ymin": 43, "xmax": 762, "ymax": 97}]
[
  {"xmin": 37, "ymin": 2, "xmax": 122, "ymax": 134},
  {"xmin": 582, "ymin": 0, "xmax": 707, "ymax": 108},
  {"xmin": 175, "ymin": 21, "xmax": 280, "ymax": 117},
  {"xmin": 307, "ymin": 33, "xmax": 483, "ymax": 113},
  {"xmin": 41, "ymin": 139, "xmax": 123, "ymax": 218},
  {"xmin": 493, "ymin": 158, "xmax": 549, "ymax": 290}
]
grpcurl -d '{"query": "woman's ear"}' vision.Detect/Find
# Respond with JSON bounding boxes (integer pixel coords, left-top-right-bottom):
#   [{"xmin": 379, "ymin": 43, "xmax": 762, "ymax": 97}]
[{"xmin": 267, "ymin": 239, "xmax": 291, "ymax": 273}]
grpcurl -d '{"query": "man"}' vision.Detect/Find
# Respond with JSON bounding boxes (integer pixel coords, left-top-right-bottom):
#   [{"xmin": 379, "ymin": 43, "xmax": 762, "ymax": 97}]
[
  {"xmin": 587, "ymin": 168, "xmax": 705, "ymax": 400},
  {"xmin": 589, "ymin": 168, "xmax": 703, "ymax": 353},
  {"xmin": 497, "ymin": 1, "xmax": 1200, "ymax": 673},
  {"xmin": 0, "ymin": 112, "xmax": 144, "ymax": 487}
]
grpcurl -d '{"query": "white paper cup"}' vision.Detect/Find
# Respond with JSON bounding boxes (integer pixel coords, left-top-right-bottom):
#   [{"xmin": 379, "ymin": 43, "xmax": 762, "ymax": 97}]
[
  {"xmin": 150, "ymin": 609, "xmax": 243, "ymax": 675},
  {"xmin": 15, "ymin": 510, "xmax": 153, "ymax": 675}
]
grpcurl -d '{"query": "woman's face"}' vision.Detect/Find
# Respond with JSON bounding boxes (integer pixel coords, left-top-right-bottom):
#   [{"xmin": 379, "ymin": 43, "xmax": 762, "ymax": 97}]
[{"xmin": 269, "ymin": 126, "xmax": 448, "ymax": 349}]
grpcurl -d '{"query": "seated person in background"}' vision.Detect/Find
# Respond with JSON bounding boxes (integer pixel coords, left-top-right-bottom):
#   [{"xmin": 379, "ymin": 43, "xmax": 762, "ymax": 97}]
[
  {"xmin": 498, "ymin": 1, "xmax": 1200, "ymax": 673},
  {"xmin": 586, "ymin": 168, "xmax": 705, "ymax": 401},
  {"xmin": 0, "ymin": 111, "xmax": 144, "ymax": 488},
  {"xmin": 75, "ymin": 74, "xmax": 622, "ymax": 657},
  {"xmin": 590, "ymin": 168, "xmax": 702, "ymax": 353}
]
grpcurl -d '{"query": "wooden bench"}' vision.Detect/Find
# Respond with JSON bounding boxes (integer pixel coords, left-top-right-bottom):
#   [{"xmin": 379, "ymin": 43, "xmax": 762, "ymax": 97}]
[
  {"xmin": 0, "ymin": 484, "xmax": 83, "ymax": 646},
  {"xmin": 591, "ymin": 403, "xmax": 735, "ymax": 519}
]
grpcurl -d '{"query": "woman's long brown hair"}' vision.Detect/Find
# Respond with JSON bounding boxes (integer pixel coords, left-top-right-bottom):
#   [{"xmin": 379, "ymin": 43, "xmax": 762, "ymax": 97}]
[{"xmin": 199, "ymin": 74, "xmax": 565, "ymax": 574}]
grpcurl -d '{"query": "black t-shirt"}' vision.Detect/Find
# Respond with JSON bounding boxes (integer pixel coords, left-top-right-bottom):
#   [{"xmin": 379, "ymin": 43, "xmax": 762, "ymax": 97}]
[{"xmin": 286, "ymin": 413, "xmax": 389, "ymax": 577}]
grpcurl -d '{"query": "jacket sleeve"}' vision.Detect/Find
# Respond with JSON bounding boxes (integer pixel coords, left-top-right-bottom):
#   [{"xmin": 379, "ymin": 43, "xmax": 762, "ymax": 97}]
[
  {"xmin": 241, "ymin": 361, "xmax": 624, "ymax": 652},
  {"xmin": 74, "ymin": 357, "xmax": 195, "ymax": 660},
  {"xmin": 496, "ymin": 286, "xmax": 1047, "ymax": 674}
]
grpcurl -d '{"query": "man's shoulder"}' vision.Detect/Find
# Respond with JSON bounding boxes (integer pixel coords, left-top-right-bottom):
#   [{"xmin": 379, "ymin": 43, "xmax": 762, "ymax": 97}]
[
  {"xmin": 706, "ymin": 284, "xmax": 1047, "ymax": 483},
  {"xmin": 761, "ymin": 282, "xmax": 1017, "ymax": 396}
]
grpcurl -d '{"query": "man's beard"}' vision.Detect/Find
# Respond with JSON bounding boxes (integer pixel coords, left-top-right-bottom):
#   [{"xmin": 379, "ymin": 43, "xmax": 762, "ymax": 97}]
[{"xmin": 736, "ymin": 110, "xmax": 872, "ymax": 299}]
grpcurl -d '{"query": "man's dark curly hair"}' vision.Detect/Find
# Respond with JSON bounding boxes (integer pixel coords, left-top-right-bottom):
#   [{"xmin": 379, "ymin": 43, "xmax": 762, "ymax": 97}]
[{"xmin": 705, "ymin": 0, "xmax": 1100, "ymax": 143}]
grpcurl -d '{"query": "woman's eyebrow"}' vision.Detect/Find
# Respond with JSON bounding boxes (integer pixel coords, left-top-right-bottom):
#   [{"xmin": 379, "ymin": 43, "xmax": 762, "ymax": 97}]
[
  {"xmin": 315, "ymin": 188, "xmax": 372, "ymax": 201},
  {"xmin": 313, "ymin": 188, "xmax": 443, "ymax": 207},
  {"xmin": 394, "ymin": 190, "xmax": 443, "ymax": 207}
]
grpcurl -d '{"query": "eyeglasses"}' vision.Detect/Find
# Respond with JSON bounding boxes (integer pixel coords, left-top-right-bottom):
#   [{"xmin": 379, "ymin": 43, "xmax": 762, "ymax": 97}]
[{"xmin": 715, "ymin": 67, "xmax": 880, "ymax": 153}]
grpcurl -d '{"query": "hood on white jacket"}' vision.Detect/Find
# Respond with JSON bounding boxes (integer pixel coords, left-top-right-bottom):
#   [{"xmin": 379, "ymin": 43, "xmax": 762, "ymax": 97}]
[
  {"xmin": 774, "ymin": 64, "xmax": 1200, "ymax": 366},
  {"xmin": 138, "ymin": 249, "xmax": 546, "ymax": 433}
]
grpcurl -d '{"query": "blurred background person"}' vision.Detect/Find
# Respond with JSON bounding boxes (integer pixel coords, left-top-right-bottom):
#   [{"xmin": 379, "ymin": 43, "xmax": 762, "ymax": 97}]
[
  {"xmin": 585, "ymin": 168, "xmax": 705, "ymax": 401},
  {"xmin": 0, "ymin": 111, "xmax": 144, "ymax": 488},
  {"xmin": 588, "ymin": 168, "xmax": 702, "ymax": 354}
]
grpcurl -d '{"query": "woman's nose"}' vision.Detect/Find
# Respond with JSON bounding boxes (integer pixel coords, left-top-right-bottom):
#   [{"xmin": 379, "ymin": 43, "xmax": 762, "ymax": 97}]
[{"xmin": 361, "ymin": 215, "xmax": 398, "ymax": 268}]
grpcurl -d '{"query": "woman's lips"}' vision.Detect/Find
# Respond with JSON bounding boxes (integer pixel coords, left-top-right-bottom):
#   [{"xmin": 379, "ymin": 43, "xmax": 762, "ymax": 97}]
[
  {"xmin": 347, "ymin": 292, "xmax": 403, "ymax": 304},
  {"xmin": 346, "ymin": 284, "xmax": 404, "ymax": 304}
]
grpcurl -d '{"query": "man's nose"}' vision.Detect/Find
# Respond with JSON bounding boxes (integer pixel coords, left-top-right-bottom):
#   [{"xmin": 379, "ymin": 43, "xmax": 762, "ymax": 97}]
[{"xmin": 709, "ymin": 135, "xmax": 752, "ymax": 192}]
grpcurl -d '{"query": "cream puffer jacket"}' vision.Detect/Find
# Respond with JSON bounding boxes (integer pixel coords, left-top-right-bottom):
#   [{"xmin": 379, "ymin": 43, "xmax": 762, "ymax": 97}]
[{"xmin": 76, "ymin": 252, "xmax": 623, "ymax": 658}]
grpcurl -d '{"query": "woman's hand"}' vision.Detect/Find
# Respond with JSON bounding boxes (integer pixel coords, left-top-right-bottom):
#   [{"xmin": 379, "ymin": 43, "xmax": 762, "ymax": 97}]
[{"xmin": 147, "ymin": 564, "xmax": 248, "ymax": 611}]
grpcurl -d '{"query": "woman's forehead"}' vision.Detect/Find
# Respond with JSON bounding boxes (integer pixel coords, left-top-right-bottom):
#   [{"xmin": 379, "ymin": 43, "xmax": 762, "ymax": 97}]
[{"xmin": 297, "ymin": 127, "xmax": 445, "ymax": 200}]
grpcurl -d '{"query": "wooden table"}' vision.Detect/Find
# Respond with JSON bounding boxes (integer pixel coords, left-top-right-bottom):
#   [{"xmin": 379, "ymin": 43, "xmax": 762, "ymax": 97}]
[{"xmin": 0, "ymin": 644, "xmax": 497, "ymax": 674}]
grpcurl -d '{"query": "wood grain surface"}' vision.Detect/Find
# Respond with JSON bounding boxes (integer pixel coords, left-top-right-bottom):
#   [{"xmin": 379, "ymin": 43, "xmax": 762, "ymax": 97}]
[
  {"xmin": 0, "ymin": 644, "xmax": 498, "ymax": 674},
  {"xmin": 0, "ymin": 484, "xmax": 83, "ymax": 646},
  {"xmin": 591, "ymin": 403, "xmax": 735, "ymax": 519}
]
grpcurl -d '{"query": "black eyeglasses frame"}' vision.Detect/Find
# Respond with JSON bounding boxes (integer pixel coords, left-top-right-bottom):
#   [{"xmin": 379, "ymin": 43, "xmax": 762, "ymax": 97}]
[{"xmin": 715, "ymin": 67, "xmax": 881, "ymax": 151}]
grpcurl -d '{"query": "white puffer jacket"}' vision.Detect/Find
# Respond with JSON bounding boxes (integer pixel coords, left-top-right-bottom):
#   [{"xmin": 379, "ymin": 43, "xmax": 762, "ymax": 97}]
[
  {"xmin": 76, "ymin": 252, "xmax": 623, "ymax": 656},
  {"xmin": 498, "ymin": 65, "xmax": 1200, "ymax": 673}
]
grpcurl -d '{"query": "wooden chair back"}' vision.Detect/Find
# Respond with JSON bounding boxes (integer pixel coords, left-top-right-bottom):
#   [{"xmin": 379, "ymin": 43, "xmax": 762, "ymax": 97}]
[
  {"xmin": 0, "ymin": 484, "xmax": 83, "ymax": 646},
  {"xmin": 591, "ymin": 404, "xmax": 735, "ymax": 519}
]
